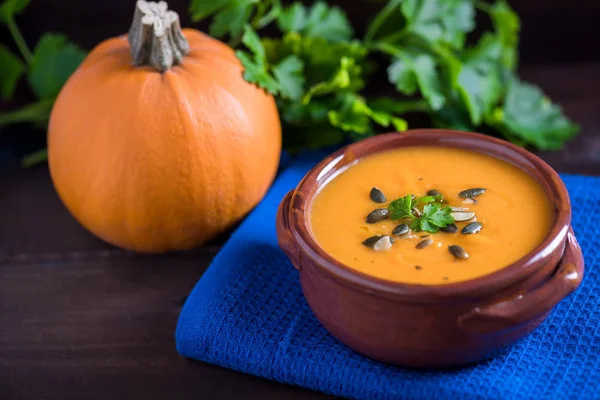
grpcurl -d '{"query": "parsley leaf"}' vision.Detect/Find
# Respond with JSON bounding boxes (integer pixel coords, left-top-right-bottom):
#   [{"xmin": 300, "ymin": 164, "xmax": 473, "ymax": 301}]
[
  {"xmin": 235, "ymin": 25, "xmax": 279, "ymax": 93},
  {"xmin": 0, "ymin": 0, "xmax": 29, "ymax": 23},
  {"xmin": 276, "ymin": 3, "xmax": 306, "ymax": 33},
  {"xmin": 421, "ymin": 203, "xmax": 454, "ymax": 230},
  {"xmin": 387, "ymin": 50, "xmax": 445, "ymax": 110},
  {"xmin": 209, "ymin": 0, "xmax": 253, "ymax": 39},
  {"xmin": 328, "ymin": 93, "xmax": 407, "ymax": 134},
  {"xmin": 455, "ymin": 33, "xmax": 503, "ymax": 125},
  {"xmin": 303, "ymin": 2, "xmax": 353, "ymax": 42},
  {"xmin": 272, "ymin": 55, "xmax": 304, "ymax": 100},
  {"xmin": 0, "ymin": 42, "xmax": 25, "ymax": 99},
  {"xmin": 28, "ymin": 33, "xmax": 86, "ymax": 100},
  {"xmin": 499, "ymin": 77, "xmax": 579, "ymax": 150},
  {"xmin": 388, "ymin": 195, "xmax": 415, "ymax": 221},
  {"xmin": 401, "ymin": 0, "xmax": 475, "ymax": 48},
  {"xmin": 490, "ymin": 0, "xmax": 520, "ymax": 70},
  {"xmin": 277, "ymin": 2, "xmax": 352, "ymax": 43}
]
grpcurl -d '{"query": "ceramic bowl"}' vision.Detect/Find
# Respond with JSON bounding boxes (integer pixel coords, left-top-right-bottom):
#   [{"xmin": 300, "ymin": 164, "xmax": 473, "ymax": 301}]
[{"xmin": 276, "ymin": 129, "xmax": 584, "ymax": 368}]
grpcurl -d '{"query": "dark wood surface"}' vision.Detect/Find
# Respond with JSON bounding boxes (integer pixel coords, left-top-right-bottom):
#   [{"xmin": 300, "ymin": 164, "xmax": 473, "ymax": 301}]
[{"xmin": 0, "ymin": 63, "xmax": 599, "ymax": 400}]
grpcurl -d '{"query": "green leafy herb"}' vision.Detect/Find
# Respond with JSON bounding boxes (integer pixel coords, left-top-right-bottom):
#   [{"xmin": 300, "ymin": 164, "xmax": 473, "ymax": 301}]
[
  {"xmin": 28, "ymin": 33, "xmax": 86, "ymax": 99},
  {"xmin": 194, "ymin": 0, "xmax": 578, "ymax": 153},
  {"xmin": 388, "ymin": 194, "xmax": 454, "ymax": 233},
  {"xmin": 0, "ymin": 42, "xmax": 24, "ymax": 99},
  {"xmin": 0, "ymin": 0, "xmax": 86, "ymax": 166}
]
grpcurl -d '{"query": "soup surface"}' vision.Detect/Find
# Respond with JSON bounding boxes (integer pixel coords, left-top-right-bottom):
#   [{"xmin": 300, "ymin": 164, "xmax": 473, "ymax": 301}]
[{"xmin": 309, "ymin": 146, "xmax": 553, "ymax": 284}]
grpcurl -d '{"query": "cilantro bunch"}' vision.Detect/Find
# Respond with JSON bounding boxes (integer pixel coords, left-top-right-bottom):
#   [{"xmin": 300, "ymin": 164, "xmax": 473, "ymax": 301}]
[{"xmin": 191, "ymin": 0, "xmax": 579, "ymax": 151}]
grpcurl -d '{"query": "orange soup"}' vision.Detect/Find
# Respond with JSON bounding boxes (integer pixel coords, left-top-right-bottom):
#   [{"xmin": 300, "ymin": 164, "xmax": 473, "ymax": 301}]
[{"xmin": 309, "ymin": 146, "xmax": 553, "ymax": 284}]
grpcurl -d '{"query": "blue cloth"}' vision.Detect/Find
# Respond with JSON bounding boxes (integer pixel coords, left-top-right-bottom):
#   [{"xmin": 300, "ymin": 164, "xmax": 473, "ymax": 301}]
[{"xmin": 176, "ymin": 153, "xmax": 600, "ymax": 400}]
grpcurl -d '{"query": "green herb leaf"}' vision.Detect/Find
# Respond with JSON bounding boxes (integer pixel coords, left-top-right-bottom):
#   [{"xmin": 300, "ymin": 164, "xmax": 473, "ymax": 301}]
[
  {"xmin": 388, "ymin": 195, "xmax": 415, "ymax": 221},
  {"xmin": 272, "ymin": 55, "xmax": 304, "ymax": 100},
  {"xmin": 0, "ymin": 98, "xmax": 53, "ymax": 128},
  {"xmin": 328, "ymin": 93, "xmax": 407, "ymax": 134},
  {"xmin": 490, "ymin": 0, "xmax": 520, "ymax": 70},
  {"xmin": 235, "ymin": 25, "xmax": 279, "ymax": 93},
  {"xmin": 500, "ymin": 77, "xmax": 579, "ymax": 150},
  {"xmin": 401, "ymin": 0, "xmax": 475, "ymax": 48},
  {"xmin": 188, "ymin": 0, "xmax": 228, "ymax": 21},
  {"xmin": 412, "ymin": 203, "xmax": 454, "ymax": 233},
  {"xmin": 27, "ymin": 33, "xmax": 86, "ymax": 100},
  {"xmin": 455, "ymin": 33, "xmax": 503, "ymax": 125},
  {"xmin": 303, "ymin": 2, "xmax": 353, "ymax": 42},
  {"xmin": 303, "ymin": 56, "xmax": 361, "ymax": 103},
  {"xmin": 388, "ymin": 50, "xmax": 445, "ymax": 110},
  {"xmin": 236, "ymin": 50, "xmax": 279, "ymax": 93},
  {"xmin": 209, "ymin": 0, "xmax": 253, "ymax": 39},
  {"xmin": 0, "ymin": 42, "xmax": 25, "ymax": 99},
  {"xmin": 0, "ymin": 0, "xmax": 29, "ymax": 23},
  {"xmin": 277, "ymin": 2, "xmax": 352, "ymax": 42},
  {"xmin": 276, "ymin": 3, "xmax": 306, "ymax": 33}
]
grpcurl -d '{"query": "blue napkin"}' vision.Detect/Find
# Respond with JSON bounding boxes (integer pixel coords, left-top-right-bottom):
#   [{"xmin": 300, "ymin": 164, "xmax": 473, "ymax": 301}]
[{"xmin": 176, "ymin": 153, "xmax": 600, "ymax": 400}]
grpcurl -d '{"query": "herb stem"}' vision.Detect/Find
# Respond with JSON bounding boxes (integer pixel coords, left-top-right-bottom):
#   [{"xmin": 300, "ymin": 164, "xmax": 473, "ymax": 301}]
[
  {"xmin": 383, "ymin": 99, "xmax": 431, "ymax": 114},
  {"xmin": 0, "ymin": 100, "xmax": 54, "ymax": 127},
  {"xmin": 473, "ymin": 0, "xmax": 493, "ymax": 14},
  {"xmin": 364, "ymin": 0, "xmax": 403, "ymax": 43},
  {"xmin": 21, "ymin": 148, "xmax": 48, "ymax": 168},
  {"xmin": 377, "ymin": 29, "xmax": 409, "ymax": 46},
  {"xmin": 6, "ymin": 17, "xmax": 33, "ymax": 65}
]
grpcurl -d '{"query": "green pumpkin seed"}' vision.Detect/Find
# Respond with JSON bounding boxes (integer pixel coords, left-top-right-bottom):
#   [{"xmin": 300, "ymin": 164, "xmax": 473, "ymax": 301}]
[
  {"xmin": 416, "ymin": 238, "xmax": 433, "ymax": 249},
  {"xmin": 451, "ymin": 211, "xmax": 476, "ymax": 222},
  {"xmin": 427, "ymin": 189, "xmax": 442, "ymax": 197},
  {"xmin": 461, "ymin": 221, "xmax": 483, "ymax": 235},
  {"xmin": 440, "ymin": 223, "xmax": 458, "ymax": 233},
  {"xmin": 362, "ymin": 235, "xmax": 393, "ymax": 251},
  {"xmin": 366, "ymin": 208, "xmax": 389, "ymax": 223},
  {"xmin": 392, "ymin": 223, "xmax": 409, "ymax": 236},
  {"xmin": 459, "ymin": 188, "xmax": 486, "ymax": 198},
  {"xmin": 449, "ymin": 245, "xmax": 469, "ymax": 260},
  {"xmin": 370, "ymin": 187, "xmax": 386, "ymax": 203}
]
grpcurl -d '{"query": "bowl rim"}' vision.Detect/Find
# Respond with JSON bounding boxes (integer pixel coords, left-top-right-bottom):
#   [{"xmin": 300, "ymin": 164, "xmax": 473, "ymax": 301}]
[{"xmin": 287, "ymin": 129, "xmax": 572, "ymax": 301}]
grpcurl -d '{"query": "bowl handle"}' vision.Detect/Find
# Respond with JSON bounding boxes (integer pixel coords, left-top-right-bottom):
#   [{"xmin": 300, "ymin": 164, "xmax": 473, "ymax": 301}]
[
  {"xmin": 276, "ymin": 190, "xmax": 302, "ymax": 270},
  {"xmin": 458, "ymin": 227, "xmax": 584, "ymax": 335}
]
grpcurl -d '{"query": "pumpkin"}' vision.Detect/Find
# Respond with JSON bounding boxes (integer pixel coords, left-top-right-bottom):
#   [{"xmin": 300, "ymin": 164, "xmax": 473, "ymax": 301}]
[{"xmin": 48, "ymin": 0, "xmax": 281, "ymax": 253}]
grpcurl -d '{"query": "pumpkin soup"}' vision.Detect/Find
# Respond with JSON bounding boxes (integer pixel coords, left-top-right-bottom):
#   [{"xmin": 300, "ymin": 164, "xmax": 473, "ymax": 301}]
[{"xmin": 309, "ymin": 146, "xmax": 553, "ymax": 284}]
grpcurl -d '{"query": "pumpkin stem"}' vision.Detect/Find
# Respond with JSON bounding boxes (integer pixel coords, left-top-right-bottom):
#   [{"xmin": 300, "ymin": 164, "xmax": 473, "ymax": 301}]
[{"xmin": 128, "ymin": 1, "xmax": 190, "ymax": 72}]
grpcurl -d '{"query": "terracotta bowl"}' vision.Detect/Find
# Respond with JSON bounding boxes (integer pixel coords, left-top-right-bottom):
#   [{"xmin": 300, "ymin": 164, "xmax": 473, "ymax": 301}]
[{"xmin": 276, "ymin": 129, "xmax": 584, "ymax": 368}]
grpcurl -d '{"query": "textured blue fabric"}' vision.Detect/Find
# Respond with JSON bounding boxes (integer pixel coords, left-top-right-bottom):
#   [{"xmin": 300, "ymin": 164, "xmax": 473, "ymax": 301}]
[{"xmin": 176, "ymin": 153, "xmax": 600, "ymax": 400}]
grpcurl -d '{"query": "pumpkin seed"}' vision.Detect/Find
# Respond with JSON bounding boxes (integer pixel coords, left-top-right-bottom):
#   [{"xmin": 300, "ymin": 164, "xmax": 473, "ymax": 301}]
[
  {"xmin": 416, "ymin": 238, "xmax": 433, "ymax": 249},
  {"xmin": 451, "ymin": 211, "xmax": 476, "ymax": 222},
  {"xmin": 412, "ymin": 207, "xmax": 422, "ymax": 217},
  {"xmin": 366, "ymin": 208, "xmax": 389, "ymax": 223},
  {"xmin": 461, "ymin": 221, "xmax": 483, "ymax": 235},
  {"xmin": 362, "ymin": 235, "xmax": 393, "ymax": 251},
  {"xmin": 449, "ymin": 245, "xmax": 469, "ymax": 260},
  {"xmin": 459, "ymin": 188, "xmax": 486, "ymax": 198},
  {"xmin": 440, "ymin": 223, "xmax": 458, "ymax": 233},
  {"xmin": 463, "ymin": 197, "xmax": 478, "ymax": 205},
  {"xmin": 370, "ymin": 187, "xmax": 386, "ymax": 203},
  {"xmin": 450, "ymin": 206, "xmax": 469, "ymax": 212},
  {"xmin": 427, "ymin": 189, "xmax": 442, "ymax": 197},
  {"xmin": 392, "ymin": 223, "xmax": 409, "ymax": 236}
]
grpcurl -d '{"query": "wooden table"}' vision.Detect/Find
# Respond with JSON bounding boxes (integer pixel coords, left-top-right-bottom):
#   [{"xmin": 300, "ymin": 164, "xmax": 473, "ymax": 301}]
[{"xmin": 1, "ymin": 64, "xmax": 599, "ymax": 400}]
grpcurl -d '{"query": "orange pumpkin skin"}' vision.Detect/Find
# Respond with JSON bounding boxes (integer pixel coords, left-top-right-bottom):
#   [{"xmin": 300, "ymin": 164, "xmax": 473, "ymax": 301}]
[{"xmin": 48, "ymin": 29, "xmax": 281, "ymax": 253}]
